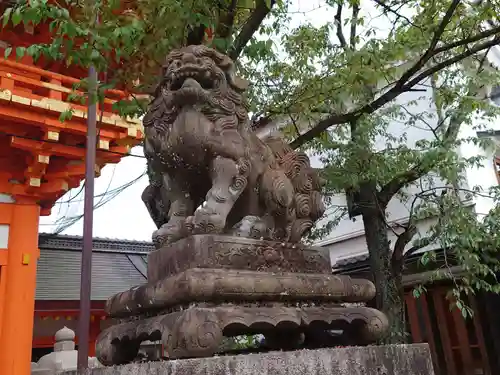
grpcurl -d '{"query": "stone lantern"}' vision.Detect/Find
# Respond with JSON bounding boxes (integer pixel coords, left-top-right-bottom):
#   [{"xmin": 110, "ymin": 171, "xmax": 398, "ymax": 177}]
[{"xmin": 31, "ymin": 327, "xmax": 100, "ymax": 374}]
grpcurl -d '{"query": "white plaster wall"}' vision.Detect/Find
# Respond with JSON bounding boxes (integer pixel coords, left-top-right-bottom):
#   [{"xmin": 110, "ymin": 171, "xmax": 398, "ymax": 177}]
[
  {"xmin": 0, "ymin": 225, "xmax": 9, "ymax": 249},
  {"xmin": 0, "ymin": 193, "xmax": 15, "ymax": 203},
  {"xmin": 325, "ymin": 216, "xmax": 442, "ymax": 268},
  {"xmin": 462, "ymin": 137, "xmax": 498, "ymax": 217},
  {"xmin": 0, "ymin": 194, "xmax": 13, "ymax": 248}
]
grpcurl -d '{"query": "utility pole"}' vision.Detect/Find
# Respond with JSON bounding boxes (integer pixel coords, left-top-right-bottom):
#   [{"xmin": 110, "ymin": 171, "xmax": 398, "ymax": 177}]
[{"xmin": 77, "ymin": 63, "xmax": 98, "ymax": 369}]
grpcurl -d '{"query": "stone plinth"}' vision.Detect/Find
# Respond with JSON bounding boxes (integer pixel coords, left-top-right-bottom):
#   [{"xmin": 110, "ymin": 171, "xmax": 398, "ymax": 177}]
[
  {"xmin": 146, "ymin": 235, "xmax": 332, "ymax": 283},
  {"xmin": 63, "ymin": 344, "xmax": 434, "ymax": 375},
  {"xmin": 96, "ymin": 235, "xmax": 390, "ymax": 364}
]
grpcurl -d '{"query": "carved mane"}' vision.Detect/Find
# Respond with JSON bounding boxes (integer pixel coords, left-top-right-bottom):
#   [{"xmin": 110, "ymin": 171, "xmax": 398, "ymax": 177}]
[
  {"xmin": 142, "ymin": 45, "xmax": 325, "ymax": 244},
  {"xmin": 145, "ymin": 45, "xmax": 250, "ymax": 135}
]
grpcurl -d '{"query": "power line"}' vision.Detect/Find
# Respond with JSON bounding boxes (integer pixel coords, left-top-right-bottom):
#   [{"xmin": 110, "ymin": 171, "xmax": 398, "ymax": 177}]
[
  {"xmin": 8, "ymin": 164, "xmax": 146, "ymax": 216},
  {"xmin": 55, "ymin": 172, "xmax": 145, "ymax": 204},
  {"xmin": 40, "ymin": 171, "xmax": 146, "ymax": 233},
  {"xmin": 54, "ymin": 165, "xmax": 117, "ymax": 233}
]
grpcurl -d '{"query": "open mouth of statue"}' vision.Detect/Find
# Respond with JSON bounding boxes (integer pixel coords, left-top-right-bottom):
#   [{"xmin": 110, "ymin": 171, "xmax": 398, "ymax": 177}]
[{"xmin": 170, "ymin": 68, "xmax": 215, "ymax": 91}]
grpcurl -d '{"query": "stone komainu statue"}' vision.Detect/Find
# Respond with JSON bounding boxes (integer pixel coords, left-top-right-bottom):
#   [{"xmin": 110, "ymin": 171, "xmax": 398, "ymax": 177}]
[
  {"xmin": 97, "ymin": 46, "xmax": 389, "ymax": 363},
  {"xmin": 141, "ymin": 45, "xmax": 325, "ymax": 248}
]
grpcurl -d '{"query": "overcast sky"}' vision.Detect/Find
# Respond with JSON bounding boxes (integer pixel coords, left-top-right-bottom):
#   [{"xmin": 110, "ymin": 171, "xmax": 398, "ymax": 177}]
[{"xmin": 38, "ymin": 0, "xmax": 500, "ymax": 241}]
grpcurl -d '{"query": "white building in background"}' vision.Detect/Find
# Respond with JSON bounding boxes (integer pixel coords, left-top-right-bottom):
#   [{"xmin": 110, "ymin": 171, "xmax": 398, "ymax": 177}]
[{"xmin": 256, "ymin": 48, "xmax": 500, "ymax": 270}]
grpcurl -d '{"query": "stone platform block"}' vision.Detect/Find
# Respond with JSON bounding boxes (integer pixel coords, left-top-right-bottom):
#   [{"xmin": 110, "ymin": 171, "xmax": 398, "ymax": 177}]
[
  {"xmin": 147, "ymin": 235, "xmax": 331, "ymax": 283},
  {"xmin": 63, "ymin": 344, "xmax": 434, "ymax": 375}
]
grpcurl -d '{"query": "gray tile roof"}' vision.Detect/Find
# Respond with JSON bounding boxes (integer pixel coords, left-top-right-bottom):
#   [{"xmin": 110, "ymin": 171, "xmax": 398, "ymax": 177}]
[
  {"xmin": 36, "ymin": 233, "xmax": 152, "ymax": 301},
  {"xmin": 333, "ymin": 247, "xmax": 454, "ymax": 274},
  {"xmin": 334, "ymin": 253, "xmax": 369, "ymax": 267}
]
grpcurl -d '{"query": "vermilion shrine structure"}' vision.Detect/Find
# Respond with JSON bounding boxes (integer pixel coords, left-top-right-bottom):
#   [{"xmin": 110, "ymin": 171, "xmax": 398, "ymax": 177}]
[{"xmin": 0, "ymin": 10, "xmax": 143, "ymax": 375}]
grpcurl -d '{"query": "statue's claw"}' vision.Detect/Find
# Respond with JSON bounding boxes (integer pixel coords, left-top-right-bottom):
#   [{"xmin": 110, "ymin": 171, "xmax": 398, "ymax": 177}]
[
  {"xmin": 152, "ymin": 222, "xmax": 187, "ymax": 248},
  {"xmin": 191, "ymin": 207, "xmax": 225, "ymax": 234}
]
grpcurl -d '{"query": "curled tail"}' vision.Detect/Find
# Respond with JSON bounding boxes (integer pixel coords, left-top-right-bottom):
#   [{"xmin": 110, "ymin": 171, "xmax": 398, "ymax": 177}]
[{"xmin": 262, "ymin": 136, "xmax": 326, "ymax": 242}]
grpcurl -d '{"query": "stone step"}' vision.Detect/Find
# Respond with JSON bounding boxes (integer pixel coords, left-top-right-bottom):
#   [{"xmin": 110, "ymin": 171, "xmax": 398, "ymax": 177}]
[{"xmin": 63, "ymin": 344, "xmax": 434, "ymax": 375}]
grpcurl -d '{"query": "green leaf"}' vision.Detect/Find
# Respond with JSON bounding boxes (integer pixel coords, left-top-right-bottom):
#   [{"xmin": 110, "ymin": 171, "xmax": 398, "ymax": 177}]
[
  {"xmin": 412, "ymin": 288, "xmax": 420, "ymax": 298},
  {"xmin": 2, "ymin": 8, "xmax": 12, "ymax": 27},
  {"xmin": 49, "ymin": 20, "xmax": 58, "ymax": 33},
  {"xmin": 212, "ymin": 37, "xmax": 231, "ymax": 52},
  {"xmin": 461, "ymin": 307, "xmax": 467, "ymax": 319},
  {"xmin": 4, "ymin": 47, "xmax": 12, "ymax": 59},
  {"xmin": 59, "ymin": 108, "xmax": 74, "ymax": 122},
  {"xmin": 239, "ymin": 0, "xmax": 255, "ymax": 8},
  {"xmin": 23, "ymin": 7, "xmax": 40, "ymax": 25},
  {"xmin": 12, "ymin": 8, "xmax": 22, "ymax": 26},
  {"xmin": 26, "ymin": 45, "xmax": 39, "ymax": 60},
  {"xmin": 15, "ymin": 46, "xmax": 25, "ymax": 60},
  {"xmin": 420, "ymin": 252, "xmax": 429, "ymax": 266},
  {"xmin": 90, "ymin": 49, "xmax": 101, "ymax": 61},
  {"xmin": 60, "ymin": 8, "xmax": 70, "ymax": 19}
]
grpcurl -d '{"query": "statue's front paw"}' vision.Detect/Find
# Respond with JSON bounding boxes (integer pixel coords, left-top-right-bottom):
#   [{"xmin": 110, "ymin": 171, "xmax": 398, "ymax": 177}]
[
  {"xmin": 152, "ymin": 223, "xmax": 185, "ymax": 248},
  {"xmin": 191, "ymin": 207, "xmax": 225, "ymax": 234}
]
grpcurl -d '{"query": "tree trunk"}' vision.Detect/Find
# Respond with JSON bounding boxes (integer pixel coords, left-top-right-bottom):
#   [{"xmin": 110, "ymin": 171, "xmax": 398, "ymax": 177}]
[{"xmin": 359, "ymin": 184, "xmax": 407, "ymax": 344}]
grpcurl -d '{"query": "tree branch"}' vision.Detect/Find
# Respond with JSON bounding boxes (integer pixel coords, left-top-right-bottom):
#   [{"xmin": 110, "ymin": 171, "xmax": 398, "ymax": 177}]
[
  {"xmin": 350, "ymin": 2, "xmax": 360, "ymax": 49},
  {"xmin": 228, "ymin": 0, "xmax": 275, "ymax": 61},
  {"xmin": 217, "ymin": 0, "xmax": 239, "ymax": 40},
  {"xmin": 381, "ymin": 165, "xmax": 424, "ymax": 206},
  {"xmin": 391, "ymin": 224, "xmax": 417, "ymax": 275},
  {"xmin": 430, "ymin": 74, "xmax": 445, "ymax": 129},
  {"xmin": 433, "ymin": 25, "xmax": 500, "ymax": 56},
  {"xmin": 406, "ymin": 34, "xmax": 500, "ymax": 89},
  {"xmin": 371, "ymin": 0, "xmax": 417, "ymax": 27},
  {"xmin": 335, "ymin": 4, "xmax": 348, "ymax": 49},
  {"xmin": 377, "ymin": 106, "xmax": 467, "ymax": 206},
  {"xmin": 289, "ymin": 0, "xmax": 463, "ymax": 148},
  {"xmin": 391, "ymin": 188, "xmax": 449, "ymax": 272},
  {"xmin": 402, "ymin": 233, "xmax": 440, "ymax": 260},
  {"xmin": 394, "ymin": 0, "xmax": 462, "ymax": 90},
  {"xmin": 377, "ymin": 76, "xmax": 471, "ymax": 206},
  {"xmin": 289, "ymin": 31, "xmax": 500, "ymax": 149}
]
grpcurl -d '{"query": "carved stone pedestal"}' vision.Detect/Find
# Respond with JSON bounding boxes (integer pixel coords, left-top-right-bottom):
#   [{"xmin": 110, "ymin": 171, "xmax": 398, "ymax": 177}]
[{"xmin": 95, "ymin": 235, "xmax": 389, "ymax": 366}]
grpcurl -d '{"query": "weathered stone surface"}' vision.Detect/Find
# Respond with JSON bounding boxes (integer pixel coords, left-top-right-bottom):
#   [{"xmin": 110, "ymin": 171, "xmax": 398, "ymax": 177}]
[
  {"xmin": 96, "ymin": 305, "xmax": 390, "ymax": 365},
  {"xmin": 142, "ymin": 45, "xmax": 326, "ymax": 248},
  {"xmin": 64, "ymin": 344, "xmax": 434, "ymax": 375},
  {"xmin": 106, "ymin": 268, "xmax": 376, "ymax": 317},
  {"xmin": 147, "ymin": 235, "xmax": 331, "ymax": 283}
]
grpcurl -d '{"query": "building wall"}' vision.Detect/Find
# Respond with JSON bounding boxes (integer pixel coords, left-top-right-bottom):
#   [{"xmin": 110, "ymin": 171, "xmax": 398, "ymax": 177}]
[
  {"xmin": 463, "ymin": 134, "xmax": 500, "ymax": 216},
  {"xmin": 255, "ymin": 49, "xmax": 500, "ymax": 267},
  {"xmin": 310, "ymin": 82, "xmax": 473, "ymax": 265}
]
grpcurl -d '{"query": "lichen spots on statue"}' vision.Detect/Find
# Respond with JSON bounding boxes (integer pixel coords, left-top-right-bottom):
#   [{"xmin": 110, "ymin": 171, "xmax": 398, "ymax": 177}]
[
  {"xmin": 99, "ymin": 48, "xmax": 389, "ymax": 363},
  {"xmin": 142, "ymin": 45, "xmax": 326, "ymax": 248}
]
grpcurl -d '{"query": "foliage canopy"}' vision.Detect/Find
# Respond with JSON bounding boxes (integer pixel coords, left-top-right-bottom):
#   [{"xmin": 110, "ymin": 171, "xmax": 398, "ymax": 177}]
[{"xmin": 6, "ymin": 0, "xmax": 500, "ymax": 340}]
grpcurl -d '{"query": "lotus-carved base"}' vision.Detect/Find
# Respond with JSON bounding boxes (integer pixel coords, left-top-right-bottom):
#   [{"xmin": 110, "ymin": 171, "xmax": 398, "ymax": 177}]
[{"xmin": 96, "ymin": 305, "xmax": 389, "ymax": 365}]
